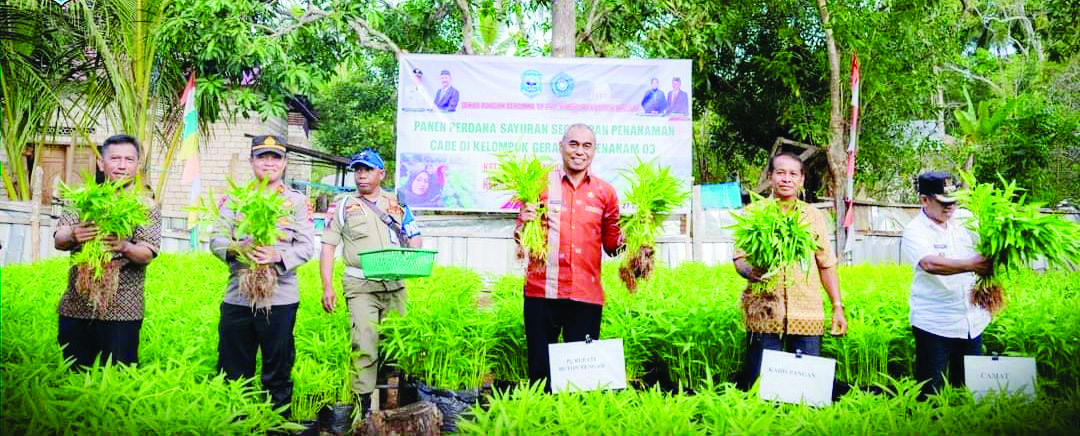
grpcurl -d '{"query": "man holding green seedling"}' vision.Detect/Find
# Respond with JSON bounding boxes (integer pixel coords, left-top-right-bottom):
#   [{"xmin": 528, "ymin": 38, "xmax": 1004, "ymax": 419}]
[
  {"xmin": 732, "ymin": 152, "xmax": 847, "ymax": 391},
  {"xmin": 210, "ymin": 134, "xmax": 315, "ymax": 418},
  {"xmin": 901, "ymin": 172, "xmax": 992, "ymax": 399},
  {"xmin": 319, "ymin": 149, "xmax": 422, "ymax": 414},
  {"xmin": 517, "ymin": 123, "xmax": 623, "ymax": 389},
  {"xmin": 54, "ymin": 134, "xmax": 162, "ymax": 369}
]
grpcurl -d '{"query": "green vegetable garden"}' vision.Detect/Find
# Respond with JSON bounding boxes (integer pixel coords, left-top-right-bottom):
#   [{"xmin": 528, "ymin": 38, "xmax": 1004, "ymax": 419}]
[
  {"xmin": 3, "ymin": 255, "xmax": 1078, "ymax": 433},
  {"xmin": 3, "ymin": 0, "xmax": 1080, "ymax": 433}
]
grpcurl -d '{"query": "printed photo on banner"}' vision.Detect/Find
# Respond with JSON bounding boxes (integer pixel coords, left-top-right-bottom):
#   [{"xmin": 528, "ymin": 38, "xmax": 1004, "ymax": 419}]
[
  {"xmin": 435, "ymin": 69, "xmax": 460, "ymax": 112},
  {"xmin": 397, "ymin": 153, "xmax": 478, "ymax": 209},
  {"xmin": 396, "ymin": 54, "xmax": 693, "ymax": 212},
  {"xmin": 401, "ymin": 67, "xmax": 435, "ymax": 112},
  {"xmin": 640, "ymin": 77, "xmax": 690, "ymax": 119}
]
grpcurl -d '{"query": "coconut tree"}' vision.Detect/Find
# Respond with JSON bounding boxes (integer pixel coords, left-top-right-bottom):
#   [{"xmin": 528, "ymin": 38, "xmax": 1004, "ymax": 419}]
[
  {"xmin": 0, "ymin": 0, "xmax": 85, "ymax": 200},
  {"xmin": 72, "ymin": 0, "xmax": 186, "ymax": 182}
]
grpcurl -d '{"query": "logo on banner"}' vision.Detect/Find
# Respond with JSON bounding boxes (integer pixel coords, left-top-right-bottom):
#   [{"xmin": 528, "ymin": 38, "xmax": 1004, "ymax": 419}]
[
  {"xmin": 521, "ymin": 70, "xmax": 543, "ymax": 98},
  {"xmin": 551, "ymin": 72, "xmax": 575, "ymax": 97}
]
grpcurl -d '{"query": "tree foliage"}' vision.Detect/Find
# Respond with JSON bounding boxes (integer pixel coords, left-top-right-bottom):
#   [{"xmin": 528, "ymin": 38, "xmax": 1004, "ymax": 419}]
[
  {"xmin": 311, "ymin": 66, "xmax": 397, "ymax": 167},
  {"xmin": 4, "ymin": 0, "xmax": 1076, "ymax": 205},
  {"xmin": 0, "ymin": 0, "xmax": 89, "ymax": 200}
]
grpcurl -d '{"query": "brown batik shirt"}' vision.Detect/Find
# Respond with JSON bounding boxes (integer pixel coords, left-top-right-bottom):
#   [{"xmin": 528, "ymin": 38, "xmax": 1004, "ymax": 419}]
[
  {"xmin": 734, "ymin": 200, "xmax": 837, "ymax": 336},
  {"xmin": 56, "ymin": 198, "xmax": 162, "ymax": 321}
]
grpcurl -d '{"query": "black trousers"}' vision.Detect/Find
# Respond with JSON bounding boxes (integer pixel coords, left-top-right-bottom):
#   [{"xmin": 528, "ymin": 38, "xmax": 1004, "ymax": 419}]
[
  {"xmin": 736, "ymin": 332, "xmax": 822, "ymax": 391},
  {"xmin": 523, "ymin": 297, "xmax": 603, "ymax": 387},
  {"xmin": 58, "ymin": 316, "xmax": 142, "ymax": 369},
  {"xmin": 217, "ymin": 302, "xmax": 299, "ymax": 418},
  {"xmin": 913, "ymin": 326, "xmax": 981, "ymax": 399}
]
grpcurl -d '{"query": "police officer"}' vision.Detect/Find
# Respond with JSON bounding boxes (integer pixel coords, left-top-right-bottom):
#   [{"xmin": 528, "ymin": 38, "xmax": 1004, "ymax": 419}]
[
  {"xmin": 319, "ymin": 149, "xmax": 422, "ymax": 414},
  {"xmin": 210, "ymin": 134, "xmax": 315, "ymax": 418}
]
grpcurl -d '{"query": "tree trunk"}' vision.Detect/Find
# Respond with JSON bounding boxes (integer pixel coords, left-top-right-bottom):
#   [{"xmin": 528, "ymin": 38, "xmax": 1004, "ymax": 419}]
[
  {"xmin": 815, "ymin": 0, "xmax": 849, "ymax": 260},
  {"xmin": 1014, "ymin": 0, "xmax": 1044, "ymax": 64},
  {"xmin": 360, "ymin": 401, "xmax": 442, "ymax": 436},
  {"xmin": 456, "ymin": 0, "xmax": 475, "ymax": 54},
  {"xmin": 551, "ymin": 0, "xmax": 576, "ymax": 57}
]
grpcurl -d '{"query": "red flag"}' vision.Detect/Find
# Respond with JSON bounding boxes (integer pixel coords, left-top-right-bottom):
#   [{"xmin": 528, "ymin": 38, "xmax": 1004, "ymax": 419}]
[{"xmin": 843, "ymin": 53, "xmax": 860, "ymax": 230}]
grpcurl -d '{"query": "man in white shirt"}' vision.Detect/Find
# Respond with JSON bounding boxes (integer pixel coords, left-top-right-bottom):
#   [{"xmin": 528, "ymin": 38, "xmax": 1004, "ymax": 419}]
[{"xmin": 901, "ymin": 172, "xmax": 992, "ymax": 399}]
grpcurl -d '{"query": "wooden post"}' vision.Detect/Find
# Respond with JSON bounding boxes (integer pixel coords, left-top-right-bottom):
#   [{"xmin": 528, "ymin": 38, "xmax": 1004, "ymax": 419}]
[{"xmin": 30, "ymin": 167, "xmax": 43, "ymax": 262}]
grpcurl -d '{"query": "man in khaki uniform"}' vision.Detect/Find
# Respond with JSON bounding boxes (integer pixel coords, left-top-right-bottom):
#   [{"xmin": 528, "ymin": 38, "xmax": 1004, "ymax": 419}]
[
  {"xmin": 320, "ymin": 149, "xmax": 422, "ymax": 413},
  {"xmin": 210, "ymin": 134, "xmax": 315, "ymax": 418}
]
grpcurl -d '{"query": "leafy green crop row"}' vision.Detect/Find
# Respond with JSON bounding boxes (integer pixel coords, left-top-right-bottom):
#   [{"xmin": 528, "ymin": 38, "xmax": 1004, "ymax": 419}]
[
  {"xmin": 461, "ymin": 380, "xmax": 1080, "ymax": 435},
  {"xmin": 1, "ymin": 255, "xmax": 352, "ymax": 433},
  {"xmin": 383, "ymin": 261, "xmax": 1080, "ymax": 396},
  {"xmin": 3, "ymin": 254, "xmax": 1078, "ymax": 433}
]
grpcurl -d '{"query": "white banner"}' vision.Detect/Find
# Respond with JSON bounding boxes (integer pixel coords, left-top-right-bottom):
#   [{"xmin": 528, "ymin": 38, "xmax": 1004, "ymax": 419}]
[
  {"xmin": 759, "ymin": 350, "xmax": 836, "ymax": 407},
  {"xmin": 396, "ymin": 54, "xmax": 693, "ymax": 211},
  {"xmin": 964, "ymin": 355, "xmax": 1037, "ymax": 400},
  {"xmin": 548, "ymin": 338, "xmax": 627, "ymax": 393}
]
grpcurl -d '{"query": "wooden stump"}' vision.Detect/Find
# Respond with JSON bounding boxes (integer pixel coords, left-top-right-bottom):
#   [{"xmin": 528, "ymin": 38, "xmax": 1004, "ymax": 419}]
[
  {"xmin": 359, "ymin": 400, "xmax": 442, "ymax": 436},
  {"xmin": 385, "ymin": 375, "xmax": 399, "ymax": 410}
]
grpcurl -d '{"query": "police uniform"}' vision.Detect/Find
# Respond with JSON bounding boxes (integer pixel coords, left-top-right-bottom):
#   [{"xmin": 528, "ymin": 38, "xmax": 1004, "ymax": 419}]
[
  {"xmin": 208, "ymin": 134, "xmax": 315, "ymax": 417},
  {"xmin": 323, "ymin": 187, "xmax": 421, "ymax": 396}
]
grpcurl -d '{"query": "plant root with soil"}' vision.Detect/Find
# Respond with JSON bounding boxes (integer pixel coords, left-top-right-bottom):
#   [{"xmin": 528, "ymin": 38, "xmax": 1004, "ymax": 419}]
[
  {"xmin": 742, "ymin": 289, "xmax": 784, "ymax": 327},
  {"xmin": 972, "ymin": 278, "xmax": 1006, "ymax": 315},
  {"xmin": 619, "ymin": 246, "xmax": 655, "ymax": 292},
  {"xmin": 240, "ymin": 264, "xmax": 278, "ymax": 308},
  {"xmin": 75, "ymin": 260, "xmax": 122, "ymax": 314}
]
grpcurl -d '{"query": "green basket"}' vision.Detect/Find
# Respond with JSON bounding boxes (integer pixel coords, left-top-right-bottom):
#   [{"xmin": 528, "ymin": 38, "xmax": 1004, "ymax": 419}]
[{"xmin": 358, "ymin": 247, "xmax": 438, "ymax": 280}]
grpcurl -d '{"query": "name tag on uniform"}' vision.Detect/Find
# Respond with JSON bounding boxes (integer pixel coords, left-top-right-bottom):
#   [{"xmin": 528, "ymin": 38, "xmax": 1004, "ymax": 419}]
[
  {"xmin": 964, "ymin": 355, "xmax": 1037, "ymax": 400},
  {"xmin": 934, "ymin": 243, "xmax": 947, "ymax": 256}
]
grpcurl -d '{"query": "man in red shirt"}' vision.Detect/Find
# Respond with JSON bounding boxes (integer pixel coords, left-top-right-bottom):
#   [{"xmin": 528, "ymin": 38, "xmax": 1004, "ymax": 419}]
[{"xmin": 517, "ymin": 123, "xmax": 623, "ymax": 387}]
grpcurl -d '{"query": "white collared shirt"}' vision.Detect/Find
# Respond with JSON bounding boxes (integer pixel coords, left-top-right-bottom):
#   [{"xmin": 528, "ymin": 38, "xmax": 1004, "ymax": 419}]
[{"xmin": 900, "ymin": 209, "xmax": 991, "ymax": 339}]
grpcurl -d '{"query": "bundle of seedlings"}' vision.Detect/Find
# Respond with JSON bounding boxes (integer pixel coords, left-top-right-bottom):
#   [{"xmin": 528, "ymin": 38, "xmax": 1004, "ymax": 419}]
[
  {"xmin": 59, "ymin": 173, "xmax": 149, "ymax": 312},
  {"xmin": 487, "ymin": 152, "xmax": 553, "ymax": 265},
  {"xmin": 618, "ymin": 161, "xmax": 688, "ymax": 291},
  {"xmin": 224, "ymin": 179, "xmax": 291, "ymax": 308},
  {"xmin": 954, "ymin": 172, "xmax": 1080, "ymax": 315},
  {"xmin": 729, "ymin": 193, "xmax": 820, "ymax": 324}
]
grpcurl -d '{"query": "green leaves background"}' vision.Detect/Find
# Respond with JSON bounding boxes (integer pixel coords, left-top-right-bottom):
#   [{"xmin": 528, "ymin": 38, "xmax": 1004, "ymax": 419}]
[
  {"xmin": 224, "ymin": 179, "xmax": 290, "ymax": 252},
  {"xmin": 3, "ymin": 255, "xmax": 1078, "ymax": 432},
  {"xmin": 487, "ymin": 153, "xmax": 553, "ymax": 261},
  {"xmin": 619, "ymin": 161, "xmax": 689, "ymax": 263},
  {"xmin": 730, "ymin": 194, "xmax": 820, "ymax": 288},
  {"xmin": 59, "ymin": 173, "xmax": 150, "ymax": 278},
  {"xmin": 956, "ymin": 172, "xmax": 1080, "ymax": 276}
]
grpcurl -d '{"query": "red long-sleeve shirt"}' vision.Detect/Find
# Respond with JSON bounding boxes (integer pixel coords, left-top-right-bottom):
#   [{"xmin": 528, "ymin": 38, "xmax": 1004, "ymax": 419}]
[{"xmin": 517, "ymin": 170, "xmax": 623, "ymax": 306}]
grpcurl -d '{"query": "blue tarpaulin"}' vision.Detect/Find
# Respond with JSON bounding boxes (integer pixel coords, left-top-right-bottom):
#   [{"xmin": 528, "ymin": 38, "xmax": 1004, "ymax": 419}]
[{"xmin": 699, "ymin": 182, "xmax": 743, "ymax": 209}]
